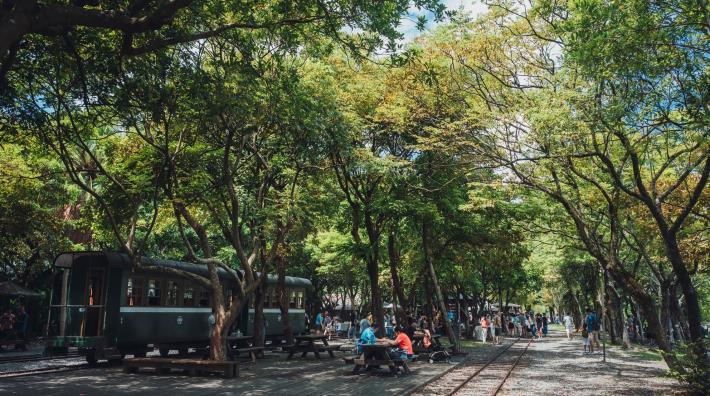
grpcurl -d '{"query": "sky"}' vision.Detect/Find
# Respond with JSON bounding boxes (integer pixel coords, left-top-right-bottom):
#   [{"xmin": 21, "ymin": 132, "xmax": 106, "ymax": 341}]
[{"xmin": 398, "ymin": 0, "xmax": 489, "ymax": 42}]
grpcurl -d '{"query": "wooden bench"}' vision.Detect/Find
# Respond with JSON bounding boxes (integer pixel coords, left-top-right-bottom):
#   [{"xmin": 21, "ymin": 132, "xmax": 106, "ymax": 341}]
[
  {"xmin": 353, "ymin": 357, "xmax": 411, "ymax": 375},
  {"xmin": 123, "ymin": 358, "xmax": 238, "ymax": 378},
  {"xmin": 321, "ymin": 344, "xmax": 340, "ymax": 357},
  {"xmin": 232, "ymin": 346, "xmax": 265, "ymax": 362}
]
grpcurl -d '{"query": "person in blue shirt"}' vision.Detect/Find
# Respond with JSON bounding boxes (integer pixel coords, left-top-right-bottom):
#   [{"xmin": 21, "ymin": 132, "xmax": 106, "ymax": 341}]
[
  {"xmin": 357, "ymin": 322, "xmax": 379, "ymax": 354},
  {"xmin": 314, "ymin": 311, "xmax": 322, "ymax": 333},
  {"xmin": 585, "ymin": 308, "xmax": 596, "ymax": 353}
]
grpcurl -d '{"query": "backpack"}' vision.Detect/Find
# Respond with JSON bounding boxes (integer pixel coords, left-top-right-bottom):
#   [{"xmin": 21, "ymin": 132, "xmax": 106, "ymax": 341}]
[
  {"xmin": 592, "ymin": 317, "xmax": 600, "ymax": 331},
  {"xmin": 428, "ymin": 346, "xmax": 450, "ymax": 363}
]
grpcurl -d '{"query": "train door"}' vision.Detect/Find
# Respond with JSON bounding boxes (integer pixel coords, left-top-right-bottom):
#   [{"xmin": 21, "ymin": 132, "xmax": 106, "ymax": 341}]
[{"xmin": 83, "ymin": 267, "xmax": 106, "ymax": 337}]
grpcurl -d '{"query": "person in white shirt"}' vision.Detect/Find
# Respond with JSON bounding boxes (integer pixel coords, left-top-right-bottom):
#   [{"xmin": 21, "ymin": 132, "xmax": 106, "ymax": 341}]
[{"xmin": 563, "ymin": 313, "xmax": 574, "ymax": 340}]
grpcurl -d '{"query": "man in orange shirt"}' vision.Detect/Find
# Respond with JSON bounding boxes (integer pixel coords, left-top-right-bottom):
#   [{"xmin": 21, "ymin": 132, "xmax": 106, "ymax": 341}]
[{"xmin": 379, "ymin": 326, "xmax": 413, "ymax": 360}]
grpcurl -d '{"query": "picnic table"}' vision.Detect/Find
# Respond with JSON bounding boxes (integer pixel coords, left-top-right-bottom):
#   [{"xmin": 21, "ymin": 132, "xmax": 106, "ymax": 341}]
[
  {"xmin": 349, "ymin": 343, "xmax": 410, "ymax": 375},
  {"xmin": 285, "ymin": 334, "xmax": 338, "ymax": 359},
  {"xmin": 227, "ymin": 335, "xmax": 264, "ymax": 362},
  {"xmin": 124, "ymin": 357, "xmax": 238, "ymax": 378},
  {"xmin": 227, "ymin": 335, "xmax": 254, "ymax": 348}
]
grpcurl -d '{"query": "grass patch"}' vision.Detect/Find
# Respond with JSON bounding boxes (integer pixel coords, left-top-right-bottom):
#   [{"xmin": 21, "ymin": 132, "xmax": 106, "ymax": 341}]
[
  {"xmin": 608, "ymin": 343, "xmax": 664, "ymax": 362},
  {"xmin": 630, "ymin": 349, "xmax": 664, "ymax": 361}
]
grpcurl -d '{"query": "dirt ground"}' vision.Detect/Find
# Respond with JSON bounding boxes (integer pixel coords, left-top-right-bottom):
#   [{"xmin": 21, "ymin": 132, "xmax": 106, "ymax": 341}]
[{"xmin": 498, "ymin": 329, "xmax": 681, "ymax": 395}]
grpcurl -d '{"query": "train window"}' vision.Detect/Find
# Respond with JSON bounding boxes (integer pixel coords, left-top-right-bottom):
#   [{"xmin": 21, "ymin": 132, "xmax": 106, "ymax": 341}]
[
  {"xmin": 264, "ymin": 288, "xmax": 273, "ymax": 308},
  {"xmin": 126, "ymin": 277, "xmax": 144, "ymax": 306},
  {"xmin": 225, "ymin": 288, "xmax": 233, "ymax": 308},
  {"xmin": 147, "ymin": 279, "xmax": 162, "ymax": 306},
  {"xmin": 297, "ymin": 290, "xmax": 304, "ymax": 309},
  {"xmin": 270, "ymin": 289, "xmax": 278, "ymax": 308},
  {"xmin": 198, "ymin": 289, "xmax": 211, "ymax": 307},
  {"xmin": 289, "ymin": 290, "xmax": 297, "ymax": 309},
  {"xmin": 166, "ymin": 280, "xmax": 179, "ymax": 306},
  {"xmin": 183, "ymin": 286, "xmax": 194, "ymax": 307}
]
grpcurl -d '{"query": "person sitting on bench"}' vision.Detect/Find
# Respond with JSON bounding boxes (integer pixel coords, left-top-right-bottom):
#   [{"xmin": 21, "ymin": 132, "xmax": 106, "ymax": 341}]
[
  {"xmin": 357, "ymin": 322, "xmax": 378, "ymax": 354},
  {"xmin": 378, "ymin": 325, "xmax": 413, "ymax": 360}
]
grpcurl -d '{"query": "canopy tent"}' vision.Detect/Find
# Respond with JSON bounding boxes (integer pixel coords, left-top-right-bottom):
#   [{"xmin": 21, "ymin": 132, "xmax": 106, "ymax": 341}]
[{"xmin": 0, "ymin": 281, "xmax": 42, "ymax": 297}]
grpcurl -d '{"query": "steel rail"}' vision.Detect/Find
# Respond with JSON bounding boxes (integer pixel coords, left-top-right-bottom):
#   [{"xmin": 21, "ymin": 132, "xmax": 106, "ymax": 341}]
[
  {"xmin": 443, "ymin": 338, "xmax": 523, "ymax": 396},
  {"xmin": 490, "ymin": 338, "xmax": 533, "ymax": 395}
]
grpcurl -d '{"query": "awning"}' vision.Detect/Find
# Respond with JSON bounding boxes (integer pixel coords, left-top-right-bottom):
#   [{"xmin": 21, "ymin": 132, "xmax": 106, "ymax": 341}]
[{"xmin": 0, "ymin": 281, "xmax": 42, "ymax": 297}]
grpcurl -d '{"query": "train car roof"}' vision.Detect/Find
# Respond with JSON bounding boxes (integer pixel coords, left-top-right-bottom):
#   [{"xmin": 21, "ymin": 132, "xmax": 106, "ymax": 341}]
[{"xmin": 53, "ymin": 251, "xmax": 312, "ymax": 289}]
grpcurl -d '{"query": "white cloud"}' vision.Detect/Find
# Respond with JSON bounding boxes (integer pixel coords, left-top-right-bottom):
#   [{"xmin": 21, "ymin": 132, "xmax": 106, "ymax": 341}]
[
  {"xmin": 397, "ymin": 1, "xmax": 489, "ymax": 43},
  {"xmin": 443, "ymin": 0, "xmax": 489, "ymax": 17}
]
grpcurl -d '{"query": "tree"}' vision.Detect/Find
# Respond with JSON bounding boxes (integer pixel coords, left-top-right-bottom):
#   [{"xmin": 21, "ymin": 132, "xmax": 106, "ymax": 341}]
[{"xmin": 0, "ymin": 0, "xmax": 447, "ymax": 83}]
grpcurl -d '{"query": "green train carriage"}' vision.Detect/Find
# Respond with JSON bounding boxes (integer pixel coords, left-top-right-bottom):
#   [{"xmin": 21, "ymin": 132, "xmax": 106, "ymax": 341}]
[{"xmin": 45, "ymin": 251, "xmax": 310, "ymax": 363}]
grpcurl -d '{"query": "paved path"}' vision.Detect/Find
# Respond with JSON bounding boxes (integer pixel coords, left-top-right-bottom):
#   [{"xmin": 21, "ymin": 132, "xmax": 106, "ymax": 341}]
[
  {"xmin": 499, "ymin": 330, "xmax": 679, "ymax": 395},
  {"xmin": 0, "ymin": 344, "xmax": 471, "ymax": 395}
]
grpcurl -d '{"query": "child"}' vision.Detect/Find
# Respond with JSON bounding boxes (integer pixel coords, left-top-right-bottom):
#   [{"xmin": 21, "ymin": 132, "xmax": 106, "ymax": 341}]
[{"xmin": 581, "ymin": 327, "xmax": 590, "ymax": 354}]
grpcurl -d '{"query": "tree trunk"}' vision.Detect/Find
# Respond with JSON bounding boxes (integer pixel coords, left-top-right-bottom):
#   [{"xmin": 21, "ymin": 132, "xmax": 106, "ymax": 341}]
[
  {"xmin": 425, "ymin": 277, "xmax": 434, "ymax": 328},
  {"xmin": 634, "ymin": 302, "xmax": 645, "ymax": 343},
  {"xmin": 461, "ymin": 289, "xmax": 471, "ymax": 338},
  {"xmin": 572, "ymin": 293, "xmax": 583, "ymax": 329},
  {"xmin": 668, "ymin": 283, "xmax": 687, "ymax": 343},
  {"xmin": 276, "ymin": 253, "xmax": 294, "ymax": 346},
  {"xmin": 252, "ymin": 281, "xmax": 266, "ymax": 347},
  {"xmin": 206, "ymin": 262, "xmax": 228, "ymax": 361},
  {"xmin": 422, "ymin": 221, "xmax": 458, "ymax": 352},
  {"xmin": 658, "ymin": 221, "xmax": 705, "ymax": 351},
  {"xmin": 366, "ymin": 254, "xmax": 385, "ymax": 337},
  {"xmin": 659, "ymin": 279, "xmax": 673, "ymax": 343},
  {"xmin": 387, "ymin": 229, "xmax": 408, "ymax": 326}
]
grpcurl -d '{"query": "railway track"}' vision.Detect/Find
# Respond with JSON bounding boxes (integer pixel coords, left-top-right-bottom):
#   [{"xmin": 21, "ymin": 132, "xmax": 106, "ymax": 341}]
[
  {"xmin": 0, "ymin": 362, "xmax": 91, "ymax": 378},
  {"xmin": 0, "ymin": 353, "xmax": 81, "ymax": 365},
  {"xmin": 408, "ymin": 337, "xmax": 533, "ymax": 396}
]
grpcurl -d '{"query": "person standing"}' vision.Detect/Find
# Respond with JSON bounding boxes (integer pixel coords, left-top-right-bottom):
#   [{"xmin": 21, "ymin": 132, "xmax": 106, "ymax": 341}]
[
  {"xmin": 591, "ymin": 309, "xmax": 601, "ymax": 349},
  {"xmin": 507, "ymin": 315, "xmax": 516, "ymax": 337},
  {"xmin": 585, "ymin": 308, "xmax": 596, "ymax": 353},
  {"xmin": 581, "ymin": 326, "xmax": 590, "ymax": 354},
  {"xmin": 480, "ymin": 314, "xmax": 491, "ymax": 343},
  {"xmin": 563, "ymin": 313, "xmax": 574, "ymax": 340},
  {"xmin": 384, "ymin": 313, "xmax": 393, "ymax": 338},
  {"xmin": 348, "ymin": 317, "xmax": 356, "ymax": 340},
  {"xmin": 322, "ymin": 312, "xmax": 332, "ymax": 339},
  {"xmin": 535, "ymin": 313, "xmax": 543, "ymax": 340},
  {"xmin": 493, "ymin": 313, "xmax": 503, "ymax": 345},
  {"xmin": 517, "ymin": 312, "xmax": 525, "ymax": 337},
  {"xmin": 15, "ymin": 304, "xmax": 28, "ymax": 341},
  {"xmin": 314, "ymin": 311, "xmax": 323, "ymax": 334},
  {"xmin": 542, "ymin": 314, "xmax": 548, "ymax": 337}
]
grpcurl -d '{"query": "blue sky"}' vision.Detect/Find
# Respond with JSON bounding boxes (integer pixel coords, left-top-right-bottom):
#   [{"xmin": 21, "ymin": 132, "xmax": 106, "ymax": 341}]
[{"xmin": 398, "ymin": 0, "xmax": 489, "ymax": 41}]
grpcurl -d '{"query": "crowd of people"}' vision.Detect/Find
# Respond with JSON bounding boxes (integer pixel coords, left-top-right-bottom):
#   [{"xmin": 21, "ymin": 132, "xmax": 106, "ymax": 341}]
[
  {"xmin": 478, "ymin": 311, "xmax": 552, "ymax": 344},
  {"xmin": 309, "ymin": 306, "xmax": 610, "ymax": 357}
]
